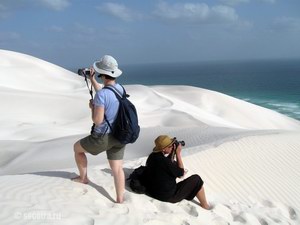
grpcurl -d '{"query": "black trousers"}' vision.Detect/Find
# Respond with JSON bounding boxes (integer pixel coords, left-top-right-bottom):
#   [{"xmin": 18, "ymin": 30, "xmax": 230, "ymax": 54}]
[{"xmin": 167, "ymin": 174, "xmax": 204, "ymax": 203}]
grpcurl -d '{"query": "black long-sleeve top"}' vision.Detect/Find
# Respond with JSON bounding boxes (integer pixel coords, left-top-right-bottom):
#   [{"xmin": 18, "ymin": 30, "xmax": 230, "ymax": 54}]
[{"xmin": 143, "ymin": 152, "xmax": 184, "ymax": 201}]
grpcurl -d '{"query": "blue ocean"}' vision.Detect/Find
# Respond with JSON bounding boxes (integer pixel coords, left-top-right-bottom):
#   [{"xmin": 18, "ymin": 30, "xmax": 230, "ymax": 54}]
[{"xmin": 116, "ymin": 59, "xmax": 300, "ymax": 121}]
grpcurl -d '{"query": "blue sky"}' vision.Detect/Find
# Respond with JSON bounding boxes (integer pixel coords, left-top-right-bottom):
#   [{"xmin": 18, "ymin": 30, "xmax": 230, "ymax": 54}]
[{"xmin": 0, "ymin": 0, "xmax": 300, "ymax": 69}]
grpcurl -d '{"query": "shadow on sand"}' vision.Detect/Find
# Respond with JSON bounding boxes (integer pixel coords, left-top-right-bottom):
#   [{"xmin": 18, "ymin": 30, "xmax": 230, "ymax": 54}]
[{"xmin": 32, "ymin": 170, "xmax": 116, "ymax": 203}]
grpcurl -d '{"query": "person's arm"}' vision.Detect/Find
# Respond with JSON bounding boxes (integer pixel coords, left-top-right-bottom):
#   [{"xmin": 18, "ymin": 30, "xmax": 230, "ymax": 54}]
[
  {"xmin": 164, "ymin": 145, "xmax": 185, "ymax": 177},
  {"xmin": 90, "ymin": 68, "xmax": 103, "ymax": 91},
  {"xmin": 89, "ymin": 100, "xmax": 104, "ymax": 125},
  {"xmin": 175, "ymin": 144, "xmax": 184, "ymax": 169}
]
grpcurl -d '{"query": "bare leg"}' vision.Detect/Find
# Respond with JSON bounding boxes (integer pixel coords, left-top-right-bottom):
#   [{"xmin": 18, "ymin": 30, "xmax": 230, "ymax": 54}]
[
  {"xmin": 73, "ymin": 141, "xmax": 89, "ymax": 184},
  {"xmin": 109, "ymin": 160, "xmax": 125, "ymax": 203},
  {"xmin": 196, "ymin": 186, "xmax": 210, "ymax": 210}
]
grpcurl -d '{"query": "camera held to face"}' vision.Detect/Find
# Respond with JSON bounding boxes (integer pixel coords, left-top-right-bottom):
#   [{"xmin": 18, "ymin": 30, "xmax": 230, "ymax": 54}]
[
  {"xmin": 77, "ymin": 68, "xmax": 91, "ymax": 76},
  {"xmin": 169, "ymin": 138, "xmax": 185, "ymax": 161},
  {"xmin": 173, "ymin": 138, "xmax": 185, "ymax": 150}
]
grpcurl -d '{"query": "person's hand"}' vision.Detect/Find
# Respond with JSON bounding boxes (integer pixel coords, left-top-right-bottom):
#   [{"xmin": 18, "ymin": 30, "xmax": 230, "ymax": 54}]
[
  {"xmin": 175, "ymin": 143, "xmax": 182, "ymax": 155},
  {"xmin": 90, "ymin": 68, "xmax": 96, "ymax": 79},
  {"xmin": 89, "ymin": 99, "xmax": 94, "ymax": 109}
]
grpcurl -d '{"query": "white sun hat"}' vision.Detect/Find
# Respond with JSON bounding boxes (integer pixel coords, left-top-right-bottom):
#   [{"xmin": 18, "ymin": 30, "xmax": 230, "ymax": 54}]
[{"xmin": 93, "ymin": 55, "xmax": 122, "ymax": 78}]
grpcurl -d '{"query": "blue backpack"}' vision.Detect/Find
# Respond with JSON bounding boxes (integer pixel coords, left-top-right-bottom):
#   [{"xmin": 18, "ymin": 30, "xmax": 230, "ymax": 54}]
[{"xmin": 104, "ymin": 85, "xmax": 140, "ymax": 144}]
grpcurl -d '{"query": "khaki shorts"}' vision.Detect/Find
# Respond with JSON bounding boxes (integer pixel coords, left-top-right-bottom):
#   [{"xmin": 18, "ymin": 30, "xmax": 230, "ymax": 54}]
[{"xmin": 80, "ymin": 133, "xmax": 125, "ymax": 160}]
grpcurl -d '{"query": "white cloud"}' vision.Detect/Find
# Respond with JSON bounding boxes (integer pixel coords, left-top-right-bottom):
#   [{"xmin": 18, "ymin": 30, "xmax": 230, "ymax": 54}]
[
  {"xmin": 154, "ymin": 2, "xmax": 209, "ymax": 21},
  {"xmin": 211, "ymin": 5, "xmax": 239, "ymax": 22},
  {"xmin": 0, "ymin": 0, "xmax": 70, "ymax": 14},
  {"xmin": 38, "ymin": 0, "xmax": 70, "ymax": 11},
  {"xmin": 97, "ymin": 3, "xmax": 136, "ymax": 22},
  {"xmin": 260, "ymin": 0, "xmax": 276, "ymax": 3},
  {"xmin": 153, "ymin": 2, "xmax": 238, "ymax": 24},
  {"xmin": 219, "ymin": 0, "xmax": 249, "ymax": 6}
]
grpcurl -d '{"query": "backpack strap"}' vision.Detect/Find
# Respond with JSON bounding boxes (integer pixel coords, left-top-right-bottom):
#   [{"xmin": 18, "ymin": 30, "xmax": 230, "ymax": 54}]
[
  {"xmin": 104, "ymin": 84, "xmax": 129, "ymax": 99},
  {"xmin": 102, "ymin": 84, "xmax": 127, "ymax": 132}
]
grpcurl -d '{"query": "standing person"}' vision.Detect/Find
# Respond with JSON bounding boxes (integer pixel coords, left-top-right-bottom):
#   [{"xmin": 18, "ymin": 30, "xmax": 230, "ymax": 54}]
[
  {"xmin": 143, "ymin": 135, "xmax": 210, "ymax": 209},
  {"xmin": 73, "ymin": 55, "xmax": 126, "ymax": 203}
]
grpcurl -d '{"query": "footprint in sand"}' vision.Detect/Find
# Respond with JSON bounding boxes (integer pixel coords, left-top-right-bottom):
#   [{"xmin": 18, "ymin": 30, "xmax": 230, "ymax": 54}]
[
  {"xmin": 289, "ymin": 207, "xmax": 297, "ymax": 220},
  {"xmin": 179, "ymin": 202, "xmax": 198, "ymax": 217},
  {"xmin": 151, "ymin": 200, "xmax": 174, "ymax": 214},
  {"xmin": 94, "ymin": 200, "xmax": 129, "ymax": 215},
  {"xmin": 258, "ymin": 217, "xmax": 270, "ymax": 225},
  {"xmin": 211, "ymin": 216, "xmax": 231, "ymax": 225},
  {"xmin": 261, "ymin": 199, "xmax": 275, "ymax": 208},
  {"xmin": 212, "ymin": 204, "xmax": 233, "ymax": 222},
  {"xmin": 233, "ymin": 214, "xmax": 247, "ymax": 224},
  {"xmin": 73, "ymin": 187, "xmax": 88, "ymax": 196},
  {"xmin": 244, "ymin": 213, "xmax": 262, "ymax": 225},
  {"xmin": 265, "ymin": 201, "xmax": 298, "ymax": 223},
  {"xmin": 238, "ymin": 199, "xmax": 299, "ymax": 225},
  {"xmin": 111, "ymin": 203, "xmax": 130, "ymax": 215}
]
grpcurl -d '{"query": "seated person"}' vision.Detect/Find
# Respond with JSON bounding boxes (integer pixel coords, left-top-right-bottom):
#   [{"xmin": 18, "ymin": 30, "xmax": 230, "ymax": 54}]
[{"xmin": 143, "ymin": 135, "xmax": 210, "ymax": 210}]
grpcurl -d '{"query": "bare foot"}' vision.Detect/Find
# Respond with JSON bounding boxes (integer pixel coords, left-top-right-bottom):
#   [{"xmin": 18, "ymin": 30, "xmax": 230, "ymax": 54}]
[
  {"xmin": 201, "ymin": 204, "xmax": 211, "ymax": 210},
  {"xmin": 71, "ymin": 176, "xmax": 89, "ymax": 184},
  {"xmin": 116, "ymin": 197, "xmax": 124, "ymax": 204}
]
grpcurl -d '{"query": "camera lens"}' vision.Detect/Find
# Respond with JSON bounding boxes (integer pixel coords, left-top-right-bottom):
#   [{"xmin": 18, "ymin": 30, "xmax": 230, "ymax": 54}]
[
  {"xmin": 77, "ymin": 69, "xmax": 83, "ymax": 76},
  {"xmin": 77, "ymin": 68, "xmax": 91, "ymax": 76}
]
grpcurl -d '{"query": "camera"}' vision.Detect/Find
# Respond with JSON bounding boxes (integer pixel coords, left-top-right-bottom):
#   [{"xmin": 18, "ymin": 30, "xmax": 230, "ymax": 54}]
[
  {"xmin": 169, "ymin": 138, "xmax": 185, "ymax": 162},
  {"xmin": 173, "ymin": 137, "xmax": 185, "ymax": 149},
  {"xmin": 77, "ymin": 68, "xmax": 91, "ymax": 76}
]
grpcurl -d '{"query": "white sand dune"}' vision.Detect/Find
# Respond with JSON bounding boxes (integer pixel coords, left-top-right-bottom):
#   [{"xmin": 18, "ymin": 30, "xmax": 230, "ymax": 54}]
[{"xmin": 0, "ymin": 50, "xmax": 300, "ymax": 224}]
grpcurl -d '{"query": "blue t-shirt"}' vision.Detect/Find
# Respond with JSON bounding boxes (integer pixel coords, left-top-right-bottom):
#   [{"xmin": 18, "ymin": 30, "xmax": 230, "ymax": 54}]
[{"xmin": 93, "ymin": 83, "xmax": 124, "ymax": 134}]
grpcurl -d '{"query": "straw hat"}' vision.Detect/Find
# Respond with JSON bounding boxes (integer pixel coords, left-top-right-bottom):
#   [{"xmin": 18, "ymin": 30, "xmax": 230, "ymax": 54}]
[
  {"xmin": 153, "ymin": 135, "xmax": 175, "ymax": 152},
  {"xmin": 93, "ymin": 55, "xmax": 122, "ymax": 78}
]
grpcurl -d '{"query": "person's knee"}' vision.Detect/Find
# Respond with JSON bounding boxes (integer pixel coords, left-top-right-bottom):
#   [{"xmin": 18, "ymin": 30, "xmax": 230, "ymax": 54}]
[
  {"xmin": 191, "ymin": 174, "xmax": 204, "ymax": 187},
  {"xmin": 74, "ymin": 141, "xmax": 84, "ymax": 153},
  {"xmin": 74, "ymin": 141, "xmax": 79, "ymax": 153},
  {"xmin": 190, "ymin": 174, "xmax": 201, "ymax": 180}
]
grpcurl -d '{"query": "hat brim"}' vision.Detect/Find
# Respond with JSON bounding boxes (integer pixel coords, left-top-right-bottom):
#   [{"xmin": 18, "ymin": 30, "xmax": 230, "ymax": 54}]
[
  {"xmin": 153, "ymin": 138, "xmax": 176, "ymax": 152},
  {"xmin": 152, "ymin": 146, "xmax": 161, "ymax": 152},
  {"xmin": 93, "ymin": 62, "xmax": 122, "ymax": 78}
]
